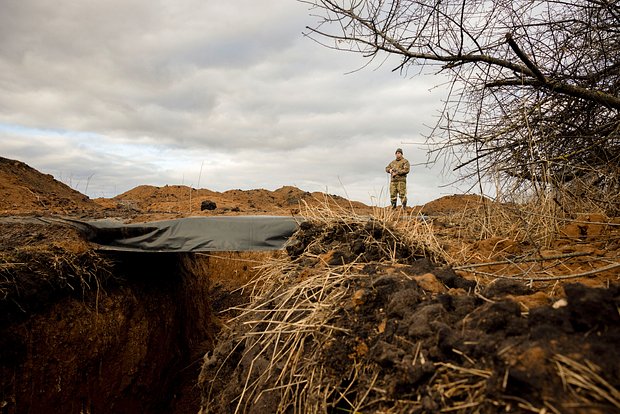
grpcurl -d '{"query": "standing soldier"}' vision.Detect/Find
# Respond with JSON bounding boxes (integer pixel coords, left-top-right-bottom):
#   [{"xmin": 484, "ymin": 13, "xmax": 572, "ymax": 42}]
[{"xmin": 385, "ymin": 148, "xmax": 410, "ymax": 208}]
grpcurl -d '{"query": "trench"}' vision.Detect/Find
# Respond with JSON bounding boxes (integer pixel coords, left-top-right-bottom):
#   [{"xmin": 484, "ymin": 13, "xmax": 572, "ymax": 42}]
[{"xmin": 0, "ymin": 249, "xmax": 272, "ymax": 414}]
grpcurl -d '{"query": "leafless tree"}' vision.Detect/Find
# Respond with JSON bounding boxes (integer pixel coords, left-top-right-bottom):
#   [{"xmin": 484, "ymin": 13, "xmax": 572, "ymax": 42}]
[{"xmin": 303, "ymin": 0, "xmax": 620, "ymax": 213}]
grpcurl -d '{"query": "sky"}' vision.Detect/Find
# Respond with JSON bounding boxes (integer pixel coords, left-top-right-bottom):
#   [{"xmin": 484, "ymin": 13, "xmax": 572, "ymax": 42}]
[{"xmin": 0, "ymin": 0, "xmax": 470, "ymax": 206}]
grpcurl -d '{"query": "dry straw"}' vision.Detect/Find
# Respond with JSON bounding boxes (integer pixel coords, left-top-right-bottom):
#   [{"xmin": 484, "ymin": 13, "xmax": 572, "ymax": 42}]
[
  {"xmin": 201, "ymin": 202, "xmax": 464, "ymax": 413},
  {"xmin": 205, "ymin": 263, "xmax": 357, "ymax": 413},
  {"xmin": 554, "ymin": 354, "xmax": 620, "ymax": 409},
  {"xmin": 202, "ymin": 213, "xmax": 492, "ymax": 412},
  {"xmin": 201, "ymin": 197, "xmax": 619, "ymax": 413},
  {"xmin": 0, "ymin": 249, "xmax": 112, "ymax": 305},
  {"xmin": 429, "ymin": 190, "xmax": 620, "ymax": 289},
  {"xmin": 298, "ymin": 195, "xmax": 449, "ymax": 265}
]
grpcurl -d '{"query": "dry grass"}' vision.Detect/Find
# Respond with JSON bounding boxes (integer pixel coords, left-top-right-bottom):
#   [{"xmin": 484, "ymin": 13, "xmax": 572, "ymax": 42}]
[
  {"xmin": 199, "ymin": 200, "xmax": 620, "ymax": 414},
  {"xmin": 205, "ymin": 261, "xmax": 357, "ymax": 413},
  {"xmin": 420, "ymin": 190, "xmax": 620, "ymax": 291},
  {"xmin": 301, "ymin": 187, "xmax": 616, "ymax": 266},
  {"xmin": 554, "ymin": 354, "xmax": 620, "ymax": 410},
  {"xmin": 201, "ymin": 202, "xmax": 454, "ymax": 413},
  {"xmin": 0, "ymin": 249, "xmax": 113, "ymax": 303},
  {"xmin": 437, "ymin": 192, "xmax": 567, "ymax": 254},
  {"xmin": 201, "ymin": 241, "xmax": 500, "ymax": 413},
  {"xmin": 297, "ymin": 196, "xmax": 449, "ymax": 265},
  {"xmin": 427, "ymin": 363, "xmax": 493, "ymax": 413}
]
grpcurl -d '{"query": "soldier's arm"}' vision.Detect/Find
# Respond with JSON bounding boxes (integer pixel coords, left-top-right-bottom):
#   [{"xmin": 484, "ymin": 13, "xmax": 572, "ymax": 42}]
[{"xmin": 402, "ymin": 160, "xmax": 410, "ymax": 175}]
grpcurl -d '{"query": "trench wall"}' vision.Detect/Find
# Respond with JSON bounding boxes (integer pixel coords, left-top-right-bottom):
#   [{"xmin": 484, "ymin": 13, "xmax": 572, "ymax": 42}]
[{"xmin": 0, "ymin": 251, "xmax": 273, "ymax": 414}]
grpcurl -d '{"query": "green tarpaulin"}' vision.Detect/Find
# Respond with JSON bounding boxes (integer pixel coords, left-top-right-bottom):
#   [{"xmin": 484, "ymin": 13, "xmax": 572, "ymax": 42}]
[{"xmin": 78, "ymin": 216, "xmax": 301, "ymax": 252}]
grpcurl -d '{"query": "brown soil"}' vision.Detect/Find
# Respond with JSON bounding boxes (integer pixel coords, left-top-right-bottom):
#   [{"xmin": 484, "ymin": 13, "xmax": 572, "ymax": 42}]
[
  {"xmin": 93, "ymin": 184, "xmax": 374, "ymax": 222},
  {"xmin": 0, "ymin": 156, "xmax": 618, "ymax": 414},
  {"xmin": 419, "ymin": 193, "xmax": 491, "ymax": 215},
  {"xmin": 199, "ymin": 217, "xmax": 620, "ymax": 413},
  {"xmin": 0, "ymin": 158, "xmax": 101, "ymax": 217}
]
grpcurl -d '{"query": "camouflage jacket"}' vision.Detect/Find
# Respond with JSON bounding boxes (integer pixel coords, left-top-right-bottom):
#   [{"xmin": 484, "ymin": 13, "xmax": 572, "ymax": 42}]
[{"xmin": 385, "ymin": 158, "xmax": 410, "ymax": 182}]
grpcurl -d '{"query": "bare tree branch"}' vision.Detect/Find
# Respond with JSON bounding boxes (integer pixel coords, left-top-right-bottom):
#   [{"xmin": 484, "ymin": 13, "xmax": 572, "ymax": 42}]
[{"xmin": 303, "ymin": 0, "xmax": 620, "ymax": 214}]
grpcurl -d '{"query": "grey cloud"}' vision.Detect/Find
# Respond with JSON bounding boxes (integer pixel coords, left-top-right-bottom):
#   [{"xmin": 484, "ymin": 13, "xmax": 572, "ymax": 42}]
[
  {"xmin": 0, "ymin": 1, "xmax": 461, "ymax": 205},
  {"xmin": 0, "ymin": 127, "xmax": 459, "ymax": 204}
]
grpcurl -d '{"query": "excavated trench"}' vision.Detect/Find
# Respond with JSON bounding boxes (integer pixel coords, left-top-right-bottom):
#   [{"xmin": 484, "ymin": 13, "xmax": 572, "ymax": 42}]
[
  {"xmin": 3, "ymin": 215, "xmax": 620, "ymax": 413},
  {"xmin": 0, "ymin": 249, "xmax": 265, "ymax": 414}
]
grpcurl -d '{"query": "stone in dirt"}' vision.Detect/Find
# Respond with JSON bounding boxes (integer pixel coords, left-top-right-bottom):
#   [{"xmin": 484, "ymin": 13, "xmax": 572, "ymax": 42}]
[{"xmin": 200, "ymin": 200, "xmax": 217, "ymax": 211}]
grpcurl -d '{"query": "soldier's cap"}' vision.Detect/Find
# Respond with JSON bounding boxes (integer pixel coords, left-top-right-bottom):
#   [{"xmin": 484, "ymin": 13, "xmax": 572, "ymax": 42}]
[{"xmin": 395, "ymin": 148, "xmax": 403, "ymax": 154}]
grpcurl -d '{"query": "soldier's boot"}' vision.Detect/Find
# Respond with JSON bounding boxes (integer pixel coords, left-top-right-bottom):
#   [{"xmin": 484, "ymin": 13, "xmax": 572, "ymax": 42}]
[
  {"xmin": 391, "ymin": 201, "xmax": 397, "ymax": 209},
  {"xmin": 402, "ymin": 201, "xmax": 407, "ymax": 209}
]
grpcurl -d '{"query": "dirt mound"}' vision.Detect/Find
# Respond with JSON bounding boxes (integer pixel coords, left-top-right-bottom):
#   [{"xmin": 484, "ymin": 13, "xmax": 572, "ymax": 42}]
[
  {"xmin": 107, "ymin": 185, "xmax": 219, "ymax": 213},
  {"xmin": 199, "ymin": 217, "xmax": 620, "ymax": 414},
  {"xmin": 100, "ymin": 183, "xmax": 374, "ymax": 221},
  {"xmin": 286, "ymin": 217, "xmax": 445, "ymax": 267},
  {"xmin": 0, "ymin": 157, "xmax": 102, "ymax": 216},
  {"xmin": 0, "ymin": 157, "xmax": 373, "ymax": 221},
  {"xmin": 421, "ymin": 194, "xmax": 490, "ymax": 215}
]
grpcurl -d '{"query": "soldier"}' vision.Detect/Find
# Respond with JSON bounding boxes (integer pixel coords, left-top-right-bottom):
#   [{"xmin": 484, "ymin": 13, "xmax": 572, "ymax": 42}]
[{"xmin": 385, "ymin": 148, "xmax": 410, "ymax": 208}]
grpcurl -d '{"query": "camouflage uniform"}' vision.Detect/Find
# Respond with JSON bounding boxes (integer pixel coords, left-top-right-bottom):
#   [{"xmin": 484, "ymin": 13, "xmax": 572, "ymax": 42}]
[{"xmin": 385, "ymin": 155, "xmax": 410, "ymax": 208}]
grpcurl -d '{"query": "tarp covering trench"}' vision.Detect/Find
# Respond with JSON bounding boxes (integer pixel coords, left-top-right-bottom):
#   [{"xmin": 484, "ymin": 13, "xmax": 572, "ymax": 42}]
[
  {"xmin": 0, "ymin": 216, "xmax": 301, "ymax": 252},
  {"xmin": 77, "ymin": 216, "xmax": 301, "ymax": 252}
]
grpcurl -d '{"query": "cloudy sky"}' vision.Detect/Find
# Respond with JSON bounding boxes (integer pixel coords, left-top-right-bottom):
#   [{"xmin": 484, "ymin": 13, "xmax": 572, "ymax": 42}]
[{"xmin": 0, "ymin": 0, "xmax": 468, "ymax": 206}]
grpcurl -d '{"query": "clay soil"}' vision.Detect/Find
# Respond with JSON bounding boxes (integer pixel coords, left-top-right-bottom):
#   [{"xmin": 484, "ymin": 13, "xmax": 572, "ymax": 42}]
[{"xmin": 1, "ymin": 155, "xmax": 619, "ymax": 414}]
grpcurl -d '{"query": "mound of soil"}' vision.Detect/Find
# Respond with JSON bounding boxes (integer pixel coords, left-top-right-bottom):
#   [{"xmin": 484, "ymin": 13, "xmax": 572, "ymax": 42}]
[
  {"xmin": 199, "ymin": 219, "xmax": 620, "ymax": 414},
  {"xmin": 0, "ymin": 157, "xmax": 102, "ymax": 216},
  {"xmin": 100, "ymin": 184, "xmax": 373, "ymax": 222},
  {"xmin": 421, "ymin": 194, "xmax": 490, "ymax": 215},
  {"xmin": 286, "ymin": 218, "xmax": 445, "ymax": 266},
  {"xmin": 0, "ymin": 156, "xmax": 373, "ymax": 222}
]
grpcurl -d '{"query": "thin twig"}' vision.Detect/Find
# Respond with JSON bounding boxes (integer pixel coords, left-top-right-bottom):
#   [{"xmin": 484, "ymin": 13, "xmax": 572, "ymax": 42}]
[
  {"xmin": 453, "ymin": 251, "xmax": 591, "ymax": 270},
  {"xmin": 467, "ymin": 261, "xmax": 620, "ymax": 281}
]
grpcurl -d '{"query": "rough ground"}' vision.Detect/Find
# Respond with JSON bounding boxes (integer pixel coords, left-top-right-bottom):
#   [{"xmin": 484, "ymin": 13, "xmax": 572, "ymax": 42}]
[
  {"xmin": 198, "ymin": 217, "xmax": 619, "ymax": 413},
  {"xmin": 0, "ymin": 155, "xmax": 618, "ymax": 414}
]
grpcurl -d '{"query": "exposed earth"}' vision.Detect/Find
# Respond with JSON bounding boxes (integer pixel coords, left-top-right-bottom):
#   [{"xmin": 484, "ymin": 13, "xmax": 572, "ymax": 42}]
[{"xmin": 0, "ymin": 156, "xmax": 618, "ymax": 414}]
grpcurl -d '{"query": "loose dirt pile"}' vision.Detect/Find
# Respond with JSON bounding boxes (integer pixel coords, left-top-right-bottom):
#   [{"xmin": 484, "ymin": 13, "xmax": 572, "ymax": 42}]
[
  {"xmin": 95, "ymin": 184, "xmax": 373, "ymax": 222},
  {"xmin": 0, "ymin": 157, "xmax": 101, "ymax": 216},
  {"xmin": 0, "ymin": 155, "xmax": 372, "ymax": 221},
  {"xmin": 199, "ymin": 215, "xmax": 620, "ymax": 414}
]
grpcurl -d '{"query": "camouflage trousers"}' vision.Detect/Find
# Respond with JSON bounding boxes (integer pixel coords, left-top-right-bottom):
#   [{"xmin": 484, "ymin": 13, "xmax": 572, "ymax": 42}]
[{"xmin": 390, "ymin": 180, "xmax": 407, "ymax": 207}]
